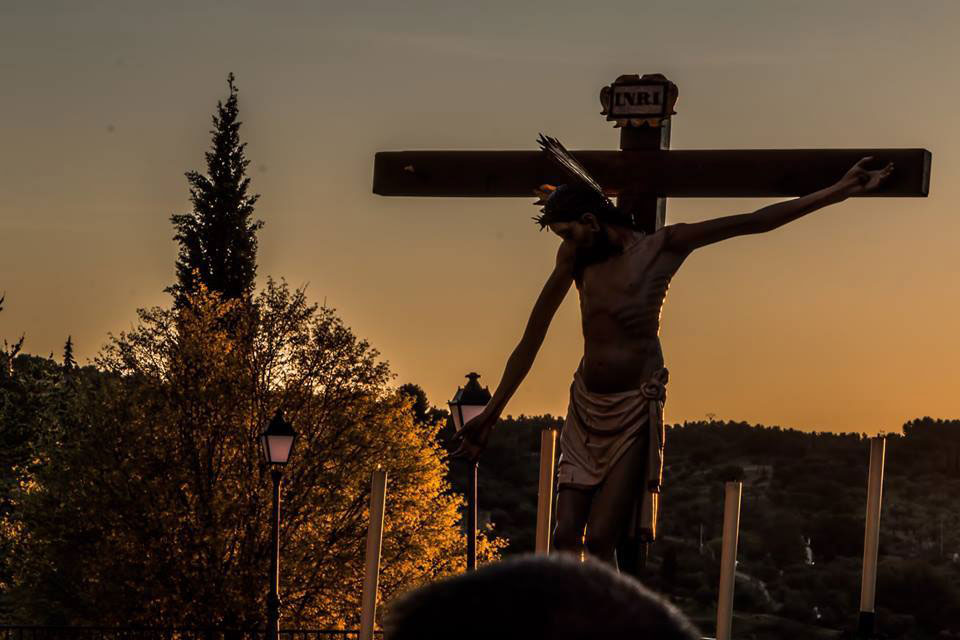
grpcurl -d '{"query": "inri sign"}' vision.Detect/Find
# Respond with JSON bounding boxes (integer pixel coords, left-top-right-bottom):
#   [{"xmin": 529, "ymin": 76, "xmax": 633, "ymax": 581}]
[{"xmin": 600, "ymin": 74, "xmax": 679, "ymax": 125}]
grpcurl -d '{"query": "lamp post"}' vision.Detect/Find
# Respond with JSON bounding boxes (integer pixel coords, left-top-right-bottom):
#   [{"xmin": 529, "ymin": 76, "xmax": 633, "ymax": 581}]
[
  {"xmin": 449, "ymin": 372, "xmax": 491, "ymax": 571},
  {"xmin": 261, "ymin": 410, "xmax": 297, "ymax": 640}
]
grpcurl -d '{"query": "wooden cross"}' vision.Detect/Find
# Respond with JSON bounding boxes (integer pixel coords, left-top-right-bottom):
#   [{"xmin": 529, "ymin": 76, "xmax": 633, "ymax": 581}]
[
  {"xmin": 371, "ymin": 74, "xmax": 932, "ymax": 574},
  {"xmin": 373, "ymin": 74, "xmax": 931, "ymax": 234}
]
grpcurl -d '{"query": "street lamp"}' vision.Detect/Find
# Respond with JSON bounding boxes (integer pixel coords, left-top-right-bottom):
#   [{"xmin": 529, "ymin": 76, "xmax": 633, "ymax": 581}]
[
  {"xmin": 448, "ymin": 372, "xmax": 491, "ymax": 571},
  {"xmin": 261, "ymin": 410, "xmax": 297, "ymax": 640}
]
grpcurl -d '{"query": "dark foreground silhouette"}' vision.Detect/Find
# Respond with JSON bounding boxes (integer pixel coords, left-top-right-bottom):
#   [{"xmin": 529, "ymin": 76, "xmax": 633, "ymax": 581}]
[{"xmin": 384, "ymin": 553, "xmax": 702, "ymax": 640}]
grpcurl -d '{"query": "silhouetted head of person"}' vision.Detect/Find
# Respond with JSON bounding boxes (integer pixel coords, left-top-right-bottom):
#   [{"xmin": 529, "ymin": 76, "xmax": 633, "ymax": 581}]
[
  {"xmin": 383, "ymin": 554, "xmax": 702, "ymax": 640},
  {"xmin": 533, "ymin": 184, "xmax": 643, "ymax": 282},
  {"xmin": 535, "ymin": 184, "xmax": 634, "ymax": 241}
]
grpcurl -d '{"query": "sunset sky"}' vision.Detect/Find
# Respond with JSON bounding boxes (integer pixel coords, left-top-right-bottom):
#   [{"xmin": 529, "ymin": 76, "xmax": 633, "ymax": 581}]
[{"xmin": 3, "ymin": 1, "xmax": 958, "ymax": 434}]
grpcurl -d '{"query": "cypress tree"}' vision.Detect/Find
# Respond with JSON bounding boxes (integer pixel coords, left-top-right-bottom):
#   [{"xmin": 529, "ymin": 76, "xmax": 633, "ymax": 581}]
[
  {"xmin": 62, "ymin": 336, "xmax": 76, "ymax": 371},
  {"xmin": 168, "ymin": 73, "xmax": 263, "ymax": 308}
]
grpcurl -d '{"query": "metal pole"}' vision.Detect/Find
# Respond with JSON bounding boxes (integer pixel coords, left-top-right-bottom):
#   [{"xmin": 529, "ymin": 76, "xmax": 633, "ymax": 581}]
[
  {"xmin": 535, "ymin": 429, "xmax": 557, "ymax": 554},
  {"xmin": 467, "ymin": 461, "xmax": 478, "ymax": 570},
  {"xmin": 360, "ymin": 468, "xmax": 388, "ymax": 640},
  {"xmin": 859, "ymin": 436, "xmax": 886, "ymax": 637},
  {"xmin": 716, "ymin": 481, "xmax": 742, "ymax": 640},
  {"xmin": 267, "ymin": 469, "xmax": 283, "ymax": 640}
]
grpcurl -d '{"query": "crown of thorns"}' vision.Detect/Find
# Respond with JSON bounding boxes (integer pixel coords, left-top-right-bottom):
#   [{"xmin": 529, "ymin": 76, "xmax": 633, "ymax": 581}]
[{"xmin": 532, "ymin": 134, "xmax": 634, "ymax": 230}]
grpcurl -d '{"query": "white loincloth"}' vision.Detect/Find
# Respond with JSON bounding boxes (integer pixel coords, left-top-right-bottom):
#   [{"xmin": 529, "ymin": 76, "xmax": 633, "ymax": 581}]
[{"xmin": 557, "ymin": 363, "xmax": 669, "ymax": 542}]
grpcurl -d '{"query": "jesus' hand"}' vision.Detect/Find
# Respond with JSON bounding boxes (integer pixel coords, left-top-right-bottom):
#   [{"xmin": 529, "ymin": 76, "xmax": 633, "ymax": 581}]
[
  {"xmin": 838, "ymin": 156, "xmax": 894, "ymax": 197},
  {"xmin": 450, "ymin": 411, "xmax": 498, "ymax": 462}
]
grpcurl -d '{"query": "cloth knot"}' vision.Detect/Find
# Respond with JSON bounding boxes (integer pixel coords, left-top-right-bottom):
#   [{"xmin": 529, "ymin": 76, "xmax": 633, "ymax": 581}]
[{"xmin": 640, "ymin": 367, "xmax": 669, "ymax": 401}]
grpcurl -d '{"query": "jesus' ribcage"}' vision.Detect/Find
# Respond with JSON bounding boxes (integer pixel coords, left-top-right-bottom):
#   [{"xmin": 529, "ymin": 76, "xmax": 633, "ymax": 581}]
[
  {"xmin": 625, "ymin": 269, "xmax": 674, "ymax": 336},
  {"xmin": 580, "ymin": 233, "xmax": 688, "ymax": 345}
]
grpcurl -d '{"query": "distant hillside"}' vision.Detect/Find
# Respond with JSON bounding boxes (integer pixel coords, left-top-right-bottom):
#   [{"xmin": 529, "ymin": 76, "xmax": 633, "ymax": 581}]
[
  {"xmin": 442, "ymin": 417, "xmax": 960, "ymax": 639},
  {"xmin": 441, "ymin": 413, "xmax": 562, "ymax": 552}
]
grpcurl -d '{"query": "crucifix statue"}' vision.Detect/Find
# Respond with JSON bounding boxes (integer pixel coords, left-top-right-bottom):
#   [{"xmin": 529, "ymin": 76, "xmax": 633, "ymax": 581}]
[{"xmin": 373, "ymin": 74, "xmax": 931, "ymax": 574}]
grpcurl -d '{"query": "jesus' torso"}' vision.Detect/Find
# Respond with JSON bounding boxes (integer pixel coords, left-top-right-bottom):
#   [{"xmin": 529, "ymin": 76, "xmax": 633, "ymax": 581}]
[{"xmin": 576, "ymin": 225, "xmax": 688, "ymax": 394}]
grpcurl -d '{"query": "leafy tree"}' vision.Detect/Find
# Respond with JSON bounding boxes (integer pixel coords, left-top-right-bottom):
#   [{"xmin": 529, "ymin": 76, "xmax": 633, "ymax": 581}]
[
  {"xmin": 0, "ymin": 294, "xmax": 24, "ymax": 380},
  {"xmin": 7, "ymin": 282, "xmax": 504, "ymax": 626},
  {"xmin": 0, "ymin": 299, "xmax": 48, "ymax": 618},
  {"xmin": 168, "ymin": 73, "xmax": 263, "ymax": 308},
  {"xmin": 397, "ymin": 383, "xmax": 429, "ymax": 423},
  {"xmin": 2, "ymin": 355, "xmax": 117, "ymax": 623},
  {"xmin": 877, "ymin": 559, "xmax": 960, "ymax": 634}
]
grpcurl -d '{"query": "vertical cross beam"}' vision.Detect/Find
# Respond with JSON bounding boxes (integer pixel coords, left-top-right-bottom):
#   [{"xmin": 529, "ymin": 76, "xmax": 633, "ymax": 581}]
[
  {"xmin": 617, "ymin": 122, "xmax": 672, "ymax": 233},
  {"xmin": 616, "ymin": 121, "xmax": 671, "ymax": 578}
]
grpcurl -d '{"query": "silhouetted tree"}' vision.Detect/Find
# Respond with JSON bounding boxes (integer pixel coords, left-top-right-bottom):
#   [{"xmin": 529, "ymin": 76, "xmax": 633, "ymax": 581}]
[
  {"xmin": 168, "ymin": 73, "xmax": 263, "ymax": 308},
  {"xmin": 0, "ymin": 298, "xmax": 35, "ymax": 618},
  {"xmin": 398, "ymin": 383, "xmax": 431, "ymax": 425},
  {"xmin": 0, "ymin": 295, "xmax": 24, "ymax": 381},
  {"xmin": 7, "ymin": 282, "xmax": 505, "ymax": 626},
  {"xmin": 62, "ymin": 336, "xmax": 75, "ymax": 371}
]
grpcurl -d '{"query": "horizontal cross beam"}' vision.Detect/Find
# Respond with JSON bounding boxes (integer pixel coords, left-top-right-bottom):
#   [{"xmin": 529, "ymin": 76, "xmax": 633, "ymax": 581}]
[{"xmin": 373, "ymin": 149, "xmax": 930, "ymax": 198}]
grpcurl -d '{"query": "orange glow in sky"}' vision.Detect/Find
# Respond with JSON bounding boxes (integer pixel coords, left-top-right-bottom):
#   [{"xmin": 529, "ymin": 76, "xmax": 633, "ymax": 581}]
[{"xmin": 2, "ymin": 1, "xmax": 959, "ymax": 434}]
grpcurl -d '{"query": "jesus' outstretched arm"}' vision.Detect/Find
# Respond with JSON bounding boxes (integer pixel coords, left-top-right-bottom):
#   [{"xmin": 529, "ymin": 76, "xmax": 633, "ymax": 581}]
[
  {"xmin": 450, "ymin": 240, "xmax": 576, "ymax": 461},
  {"xmin": 665, "ymin": 157, "xmax": 894, "ymax": 254}
]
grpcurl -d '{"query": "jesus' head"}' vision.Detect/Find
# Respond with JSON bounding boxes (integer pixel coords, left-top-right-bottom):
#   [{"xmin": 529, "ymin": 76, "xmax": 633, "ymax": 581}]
[{"xmin": 534, "ymin": 184, "xmax": 640, "ymax": 275}]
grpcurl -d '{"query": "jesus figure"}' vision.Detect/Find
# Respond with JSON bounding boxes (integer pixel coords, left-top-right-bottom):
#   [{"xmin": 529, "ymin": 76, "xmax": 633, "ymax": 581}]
[{"xmin": 452, "ymin": 136, "xmax": 893, "ymax": 568}]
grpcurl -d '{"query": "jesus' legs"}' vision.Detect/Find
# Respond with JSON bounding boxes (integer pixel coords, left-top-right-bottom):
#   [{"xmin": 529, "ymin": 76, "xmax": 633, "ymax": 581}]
[
  {"xmin": 583, "ymin": 435, "xmax": 649, "ymax": 567},
  {"xmin": 553, "ymin": 486, "xmax": 592, "ymax": 557},
  {"xmin": 553, "ymin": 435, "xmax": 649, "ymax": 567}
]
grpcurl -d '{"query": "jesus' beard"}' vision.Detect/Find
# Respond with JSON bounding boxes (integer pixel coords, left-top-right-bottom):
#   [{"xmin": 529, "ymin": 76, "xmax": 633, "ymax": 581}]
[{"xmin": 572, "ymin": 227, "xmax": 623, "ymax": 280}]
